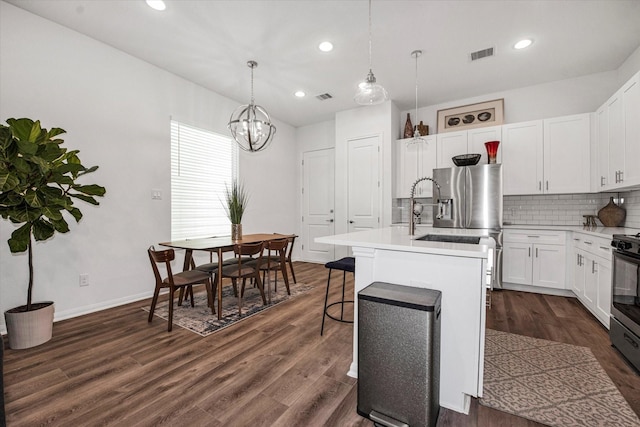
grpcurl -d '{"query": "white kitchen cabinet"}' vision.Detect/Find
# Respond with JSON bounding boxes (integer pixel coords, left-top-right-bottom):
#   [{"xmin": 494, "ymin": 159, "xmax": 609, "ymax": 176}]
[
  {"xmin": 436, "ymin": 126, "xmax": 502, "ymax": 168},
  {"xmin": 502, "ymin": 120, "xmax": 543, "ymax": 195},
  {"xmin": 570, "ymin": 233, "xmax": 612, "ymax": 328},
  {"xmin": 437, "ymin": 130, "xmax": 467, "ymax": 168},
  {"xmin": 502, "ymin": 115, "xmax": 590, "ymax": 196},
  {"xmin": 595, "ymin": 71, "xmax": 640, "ymax": 191},
  {"xmin": 503, "ymin": 230, "xmax": 567, "ymax": 290},
  {"xmin": 394, "ymin": 136, "xmax": 436, "ymax": 198},
  {"xmin": 543, "ymin": 114, "xmax": 590, "ymax": 194}
]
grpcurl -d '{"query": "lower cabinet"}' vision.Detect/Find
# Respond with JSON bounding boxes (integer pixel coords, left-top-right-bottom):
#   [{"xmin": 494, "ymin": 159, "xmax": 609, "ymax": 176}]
[
  {"xmin": 571, "ymin": 233, "xmax": 612, "ymax": 328},
  {"xmin": 503, "ymin": 230, "xmax": 567, "ymax": 290}
]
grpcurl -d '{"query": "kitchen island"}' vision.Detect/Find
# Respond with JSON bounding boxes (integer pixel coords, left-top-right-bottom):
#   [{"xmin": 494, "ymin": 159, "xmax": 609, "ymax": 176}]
[{"xmin": 316, "ymin": 226, "xmax": 495, "ymax": 415}]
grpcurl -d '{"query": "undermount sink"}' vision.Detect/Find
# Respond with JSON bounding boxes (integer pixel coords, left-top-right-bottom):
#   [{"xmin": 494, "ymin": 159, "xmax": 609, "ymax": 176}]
[{"xmin": 415, "ymin": 234, "xmax": 481, "ymax": 244}]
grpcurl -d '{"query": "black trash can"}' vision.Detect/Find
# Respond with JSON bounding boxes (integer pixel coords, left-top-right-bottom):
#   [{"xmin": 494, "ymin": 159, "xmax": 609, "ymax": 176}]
[{"xmin": 357, "ymin": 282, "xmax": 441, "ymax": 427}]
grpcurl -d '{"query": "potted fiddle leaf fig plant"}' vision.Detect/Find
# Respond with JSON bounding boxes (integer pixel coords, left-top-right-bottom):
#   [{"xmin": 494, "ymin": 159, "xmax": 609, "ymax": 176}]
[
  {"xmin": 0, "ymin": 118, "xmax": 106, "ymax": 349},
  {"xmin": 223, "ymin": 179, "xmax": 248, "ymax": 241}
]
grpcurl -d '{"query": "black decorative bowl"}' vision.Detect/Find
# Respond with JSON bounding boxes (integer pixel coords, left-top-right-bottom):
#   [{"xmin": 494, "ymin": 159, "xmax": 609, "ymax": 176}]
[{"xmin": 452, "ymin": 153, "xmax": 481, "ymax": 166}]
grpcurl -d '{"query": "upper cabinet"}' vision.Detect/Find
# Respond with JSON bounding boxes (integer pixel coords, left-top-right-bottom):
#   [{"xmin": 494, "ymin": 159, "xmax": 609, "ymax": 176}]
[
  {"xmin": 436, "ymin": 126, "xmax": 502, "ymax": 168},
  {"xmin": 595, "ymin": 71, "xmax": 640, "ymax": 191},
  {"xmin": 502, "ymin": 114, "xmax": 590, "ymax": 196},
  {"xmin": 394, "ymin": 136, "xmax": 437, "ymax": 198}
]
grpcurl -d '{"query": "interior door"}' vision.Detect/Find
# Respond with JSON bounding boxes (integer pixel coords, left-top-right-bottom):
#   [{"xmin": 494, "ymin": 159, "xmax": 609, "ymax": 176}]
[
  {"xmin": 302, "ymin": 148, "xmax": 335, "ymax": 263},
  {"xmin": 348, "ymin": 135, "xmax": 380, "ymax": 232}
]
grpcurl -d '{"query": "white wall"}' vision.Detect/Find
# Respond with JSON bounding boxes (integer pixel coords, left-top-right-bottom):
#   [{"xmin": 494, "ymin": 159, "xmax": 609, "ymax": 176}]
[
  {"xmin": 618, "ymin": 44, "xmax": 640, "ymax": 85},
  {"xmin": 0, "ymin": 2, "xmax": 297, "ymax": 329},
  {"xmin": 400, "ymin": 70, "xmax": 620, "ymax": 138}
]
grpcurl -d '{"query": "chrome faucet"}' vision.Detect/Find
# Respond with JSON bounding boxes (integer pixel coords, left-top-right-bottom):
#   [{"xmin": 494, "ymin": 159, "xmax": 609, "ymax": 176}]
[{"xmin": 409, "ymin": 177, "xmax": 442, "ymax": 236}]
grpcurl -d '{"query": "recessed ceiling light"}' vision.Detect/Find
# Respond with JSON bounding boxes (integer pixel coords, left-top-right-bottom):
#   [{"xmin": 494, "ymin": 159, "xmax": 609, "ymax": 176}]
[
  {"xmin": 318, "ymin": 41, "xmax": 334, "ymax": 52},
  {"xmin": 146, "ymin": 0, "xmax": 166, "ymax": 11},
  {"xmin": 294, "ymin": 91, "xmax": 306, "ymax": 98},
  {"xmin": 514, "ymin": 39, "xmax": 533, "ymax": 49}
]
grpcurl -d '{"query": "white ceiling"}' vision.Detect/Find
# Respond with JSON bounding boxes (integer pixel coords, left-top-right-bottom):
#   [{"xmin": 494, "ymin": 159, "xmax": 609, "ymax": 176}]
[{"xmin": 7, "ymin": 0, "xmax": 640, "ymax": 128}]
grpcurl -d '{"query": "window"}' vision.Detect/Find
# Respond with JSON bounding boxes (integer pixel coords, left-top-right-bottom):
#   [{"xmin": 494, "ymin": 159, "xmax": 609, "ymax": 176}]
[{"xmin": 170, "ymin": 120, "xmax": 238, "ymax": 240}]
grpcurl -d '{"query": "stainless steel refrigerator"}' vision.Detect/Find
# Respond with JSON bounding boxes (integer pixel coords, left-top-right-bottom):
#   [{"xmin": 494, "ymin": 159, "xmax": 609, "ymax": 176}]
[{"xmin": 432, "ymin": 163, "xmax": 503, "ymax": 288}]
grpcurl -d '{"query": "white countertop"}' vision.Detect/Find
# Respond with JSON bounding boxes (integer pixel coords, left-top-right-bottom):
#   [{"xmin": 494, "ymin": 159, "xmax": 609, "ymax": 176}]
[
  {"xmin": 316, "ymin": 226, "xmax": 493, "ymax": 259},
  {"xmin": 391, "ymin": 222, "xmax": 640, "ymax": 239}
]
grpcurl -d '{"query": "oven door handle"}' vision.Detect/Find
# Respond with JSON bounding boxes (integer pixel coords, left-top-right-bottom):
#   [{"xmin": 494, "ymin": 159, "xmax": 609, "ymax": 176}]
[{"xmin": 624, "ymin": 333, "xmax": 639, "ymax": 348}]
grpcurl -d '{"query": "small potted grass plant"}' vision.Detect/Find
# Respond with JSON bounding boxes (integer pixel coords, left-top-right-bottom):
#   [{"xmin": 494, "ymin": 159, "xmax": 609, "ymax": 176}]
[{"xmin": 223, "ymin": 180, "xmax": 248, "ymax": 241}]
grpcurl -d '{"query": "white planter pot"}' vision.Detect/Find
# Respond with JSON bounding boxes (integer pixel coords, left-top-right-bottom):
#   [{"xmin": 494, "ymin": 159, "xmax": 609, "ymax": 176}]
[{"xmin": 4, "ymin": 302, "xmax": 54, "ymax": 350}]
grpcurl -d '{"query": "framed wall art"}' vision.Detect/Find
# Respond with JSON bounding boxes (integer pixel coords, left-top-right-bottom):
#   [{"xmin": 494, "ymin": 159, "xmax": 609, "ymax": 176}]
[{"xmin": 437, "ymin": 99, "xmax": 504, "ymax": 133}]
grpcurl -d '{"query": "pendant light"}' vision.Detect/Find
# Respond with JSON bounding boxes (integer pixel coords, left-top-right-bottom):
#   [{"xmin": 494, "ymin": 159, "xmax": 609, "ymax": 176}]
[
  {"xmin": 354, "ymin": 0, "xmax": 388, "ymax": 106},
  {"xmin": 411, "ymin": 49, "xmax": 424, "ymax": 143},
  {"xmin": 227, "ymin": 60, "xmax": 276, "ymax": 152}
]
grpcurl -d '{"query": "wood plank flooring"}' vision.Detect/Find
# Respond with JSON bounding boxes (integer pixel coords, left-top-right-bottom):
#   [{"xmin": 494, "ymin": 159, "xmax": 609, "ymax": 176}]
[{"xmin": 2, "ymin": 262, "xmax": 639, "ymax": 426}]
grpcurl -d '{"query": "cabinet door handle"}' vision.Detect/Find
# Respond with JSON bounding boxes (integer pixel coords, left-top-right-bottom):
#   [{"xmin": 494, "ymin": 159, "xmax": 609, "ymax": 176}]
[
  {"xmin": 576, "ymin": 254, "xmax": 580, "ymax": 265},
  {"xmin": 600, "ymin": 176, "xmax": 605, "ymax": 187},
  {"xmin": 592, "ymin": 260, "xmax": 596, "ymax": 274},
  {"xmin": 584, "ymin": 241, "xmax": 592, "ymax": 245},
  {"xmin": 599, "ymin": 246, "xmax": 610, "ymax": 251},
  {"xmin": 528, "ymin": 247, "xmax": 531, "ymax": 257},
  {"xmin": 619, "ymin": 171, "xmax": 624, "ymax": 182},
  {"xmin": 538, "ymin": 181, "xmax": 542, "ymax": 191},
  {"xmin": 527, "ymin": 235, "xmax": 540, "ymax": 238},
  {"xmin": 546, "ymin": 181, "xmax": 549, "ymax": 191},
  {"xmin": 535, "ymin": 247, "xmax": 538, "ymax": 258}
]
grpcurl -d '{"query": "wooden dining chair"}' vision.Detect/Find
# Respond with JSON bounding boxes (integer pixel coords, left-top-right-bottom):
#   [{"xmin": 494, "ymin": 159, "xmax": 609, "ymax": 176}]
[
  {"xmin": 147, "ymin": 246, "xmax": 214, "ymax": 332},
  {"xmin": 252, "ymin": 238, "xmax": 290, "ymax": 303},
  {"xmin": 221, "ymin": 241, "xmax": 267, "ymax": 316},
  {"xmin": 273, "ymin": 233, "xmax": 297, "ymax": 284}
]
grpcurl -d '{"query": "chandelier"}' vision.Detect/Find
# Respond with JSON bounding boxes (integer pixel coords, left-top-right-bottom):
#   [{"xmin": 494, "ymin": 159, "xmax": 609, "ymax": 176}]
[
  {"xmin": 228, "ymin": 60, "xmax": 276, "ymax": 152},
  {"xmin": 354, "ymin": 0, "xmax": 388, "ymax": 105}
]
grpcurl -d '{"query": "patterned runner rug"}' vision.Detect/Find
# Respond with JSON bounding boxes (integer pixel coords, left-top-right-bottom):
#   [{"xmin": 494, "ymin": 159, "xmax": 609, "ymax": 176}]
[
  {"xmin": 480, "ymin": 329, "xmax": 640, "ymax": 427},
  {"xmin": 142, "ymin": 282, "xmax": 313, "ymax": 336}
]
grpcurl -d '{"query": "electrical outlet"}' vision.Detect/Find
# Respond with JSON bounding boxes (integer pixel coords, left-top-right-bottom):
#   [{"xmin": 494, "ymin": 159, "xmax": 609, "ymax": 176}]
[
  {"xmin": 79, "ymin": 274, "xmax": 90, "ymax": 287},
  {"xmin": 151, "ymin": 189, "xmax": 162, "ymax": 200}
]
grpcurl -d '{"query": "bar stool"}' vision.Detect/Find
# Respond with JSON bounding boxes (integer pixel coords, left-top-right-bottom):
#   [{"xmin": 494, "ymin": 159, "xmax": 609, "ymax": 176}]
[{"xmin": 321, "ymin": 256, "xmax": 355, "ymax": 336}]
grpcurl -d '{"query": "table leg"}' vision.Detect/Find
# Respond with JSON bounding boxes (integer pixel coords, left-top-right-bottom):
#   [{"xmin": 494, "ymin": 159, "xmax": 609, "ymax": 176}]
[
  {"xmin": 217, "ymin": 248, "xmax": 223, "ymax": 320},
  {"xmin": 179, "ymin": 249, "xmax": 194, "ymax": 304}
]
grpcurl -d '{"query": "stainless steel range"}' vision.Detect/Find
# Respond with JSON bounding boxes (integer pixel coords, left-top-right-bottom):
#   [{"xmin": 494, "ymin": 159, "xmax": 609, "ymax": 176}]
[{"xmin": 610, "ymin": 233, "xmax": 640, "ymax": 372}]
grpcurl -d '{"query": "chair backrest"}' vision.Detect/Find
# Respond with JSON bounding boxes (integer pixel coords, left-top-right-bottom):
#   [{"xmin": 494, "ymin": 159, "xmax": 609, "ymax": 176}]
[
  {"xmin": 265, "ymin": 238, "xmax": 288, "ymax": 269},
  {"xmin": 234, "ymin": 241, "xmax": 264, "ymax": 270},
  {"xmin": 148, "ymin": 246, "xmax": 176, "ymax": 286},
  {"xmin": 285, "ymin": 235, "xmax": 297, "ymax": 261}
]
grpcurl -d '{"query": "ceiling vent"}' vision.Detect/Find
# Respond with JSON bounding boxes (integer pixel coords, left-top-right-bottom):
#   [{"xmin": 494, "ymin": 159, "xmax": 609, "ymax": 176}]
[
  {"xmin": 470, "ymin": 47, "xmax": 495, "ymax": 61},
  {"xmin": 315, "ymin": 93, "xmax": 333, "ymax": 101}
]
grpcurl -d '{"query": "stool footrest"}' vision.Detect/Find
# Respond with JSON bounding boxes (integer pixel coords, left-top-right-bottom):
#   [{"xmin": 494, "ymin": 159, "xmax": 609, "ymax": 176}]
[{"xmin": 325, "ymin": 300, "xmax": 354, "ymax": 324}]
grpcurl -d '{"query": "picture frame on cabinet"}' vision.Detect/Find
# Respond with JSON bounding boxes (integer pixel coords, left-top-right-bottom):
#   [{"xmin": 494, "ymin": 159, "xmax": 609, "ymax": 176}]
[{"xmin": 437, "ymin": 98, "xmax": 504, "ymax": 133}]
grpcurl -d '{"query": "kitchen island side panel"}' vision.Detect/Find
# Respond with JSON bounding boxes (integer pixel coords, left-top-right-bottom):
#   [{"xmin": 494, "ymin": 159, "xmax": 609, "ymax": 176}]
[{"xmin": 350, "ymin": 246, "xmax": 487, "ymax": 415}]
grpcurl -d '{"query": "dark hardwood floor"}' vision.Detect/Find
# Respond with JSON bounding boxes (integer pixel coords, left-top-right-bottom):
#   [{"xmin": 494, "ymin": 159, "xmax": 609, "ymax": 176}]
[{"xmin": 2, "ymin": 261, "xmax": 639, "ymax": 426}]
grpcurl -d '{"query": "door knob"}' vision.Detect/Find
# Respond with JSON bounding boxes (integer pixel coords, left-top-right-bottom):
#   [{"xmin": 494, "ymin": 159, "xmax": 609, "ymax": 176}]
[
  {"xmin": 349, "ymin": 220, "xmax": 354, "ymax": 224},
  {"xmin": 326, "ymin": 219, "xmax": 334, "ymax": 222}
]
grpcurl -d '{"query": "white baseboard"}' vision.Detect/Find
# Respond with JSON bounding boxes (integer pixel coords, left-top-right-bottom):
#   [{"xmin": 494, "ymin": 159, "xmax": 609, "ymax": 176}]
[{"xmin": 501, "ymin": 282, "xmax": 575, "ymax": 297}]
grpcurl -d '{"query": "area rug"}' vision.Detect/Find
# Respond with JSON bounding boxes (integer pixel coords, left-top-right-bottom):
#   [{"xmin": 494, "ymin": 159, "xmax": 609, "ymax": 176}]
[
  {"xmin": 142, "ymin": 282, "xmax": 313, "ymax": 337},
  {"xmin": 480, "ymin": 329, "xmax": 640, "ymax": 427}
]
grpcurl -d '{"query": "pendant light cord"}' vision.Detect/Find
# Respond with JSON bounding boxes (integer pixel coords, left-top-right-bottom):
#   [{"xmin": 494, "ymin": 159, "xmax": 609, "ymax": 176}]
[{"xmin": 368, "ymin": 0, "xmax": 372, "ymax": 71}]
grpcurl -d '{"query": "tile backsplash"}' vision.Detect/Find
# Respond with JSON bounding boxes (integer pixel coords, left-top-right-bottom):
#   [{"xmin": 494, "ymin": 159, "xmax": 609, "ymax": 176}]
[{"xmin": 393, "ymin": 189, "xmax": 640, "ymax": 229}]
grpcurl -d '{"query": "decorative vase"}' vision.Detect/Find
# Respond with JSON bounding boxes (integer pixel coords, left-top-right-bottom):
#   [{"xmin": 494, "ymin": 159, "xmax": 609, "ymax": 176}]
[
  {"xmin": 597, "ymin": 197, "xmax": 626, "ymax": 227},
  {"xmin": 231, "ymin": 223, "xmax": 243, "ymax": 241},
  {"xmin": 4, "ymin": 302, "xmax": 55, "ymax": 349},
  {"xmin": 484, "ymin": 140, "xmax": 500, "ymax": 164},
  {"xmin": 416, "ymin": 121, "xmax": 429, "ymax": 136},
  {"xmin": 403, "ymin": 113, "xmax": 413, "ymax": 139}
]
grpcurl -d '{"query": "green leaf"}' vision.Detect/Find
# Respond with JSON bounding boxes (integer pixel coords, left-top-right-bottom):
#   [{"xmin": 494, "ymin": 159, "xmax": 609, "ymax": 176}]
[
  {"xmin": 8, "ymin": 223, "xmax": 31, "ymax": 253},
  {"xmin": 42, "ymin": 206, "xmax": 63, "ymax": 221},
  {"xmin": 50, "ymin": 217, "xmax": 70, "ymax": 233},
  {"xmin": 0, "ymin": 171, "xmax": 20, "ymax": 191},
  {"xmin": 46, "ymin": 127, "xmax": 66, "ymax": 139},
  {"xmin": 40, "ymin": 185, "xmax": 64, "ymax": 199},
  {"xmin": 74, "ymin": 184, "xmax": 106, "ymax": 197},
  {"xmin": 67, "ymin": 207, "xmax": 82, "ymax": 222},
  {"xmin": 7, "ymin": 118, "xmax": 40, "ymax": 142},
  {"xmin": 70, "ymin": 193, "xmax": 99, "ymax": 205},
  {"xmin": 32, "ymin": 219, "xmax": 55, "ymax": 241},
  {"xmin": 78, "ymin": 165, "xmax": 99, "ymax": 175},
  {"xmin": 25, "ymin": 189, "xmax": 45, "ymax": 207},
  {"xmin": 16, "ymin": 139, "xmax": 38, "ymax": 155}
]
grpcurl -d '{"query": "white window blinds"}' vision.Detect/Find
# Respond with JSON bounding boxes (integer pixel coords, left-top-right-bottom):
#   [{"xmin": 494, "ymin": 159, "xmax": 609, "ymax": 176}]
[{"xmin": 170, "ymin": 121, "xmax": 238, "ymax": 240}]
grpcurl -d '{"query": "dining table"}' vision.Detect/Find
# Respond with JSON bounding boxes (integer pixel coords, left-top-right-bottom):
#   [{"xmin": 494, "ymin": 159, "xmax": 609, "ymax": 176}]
[{"xmin": 159, "ymin": 233, "xmax": 295, "ymax": 319}]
